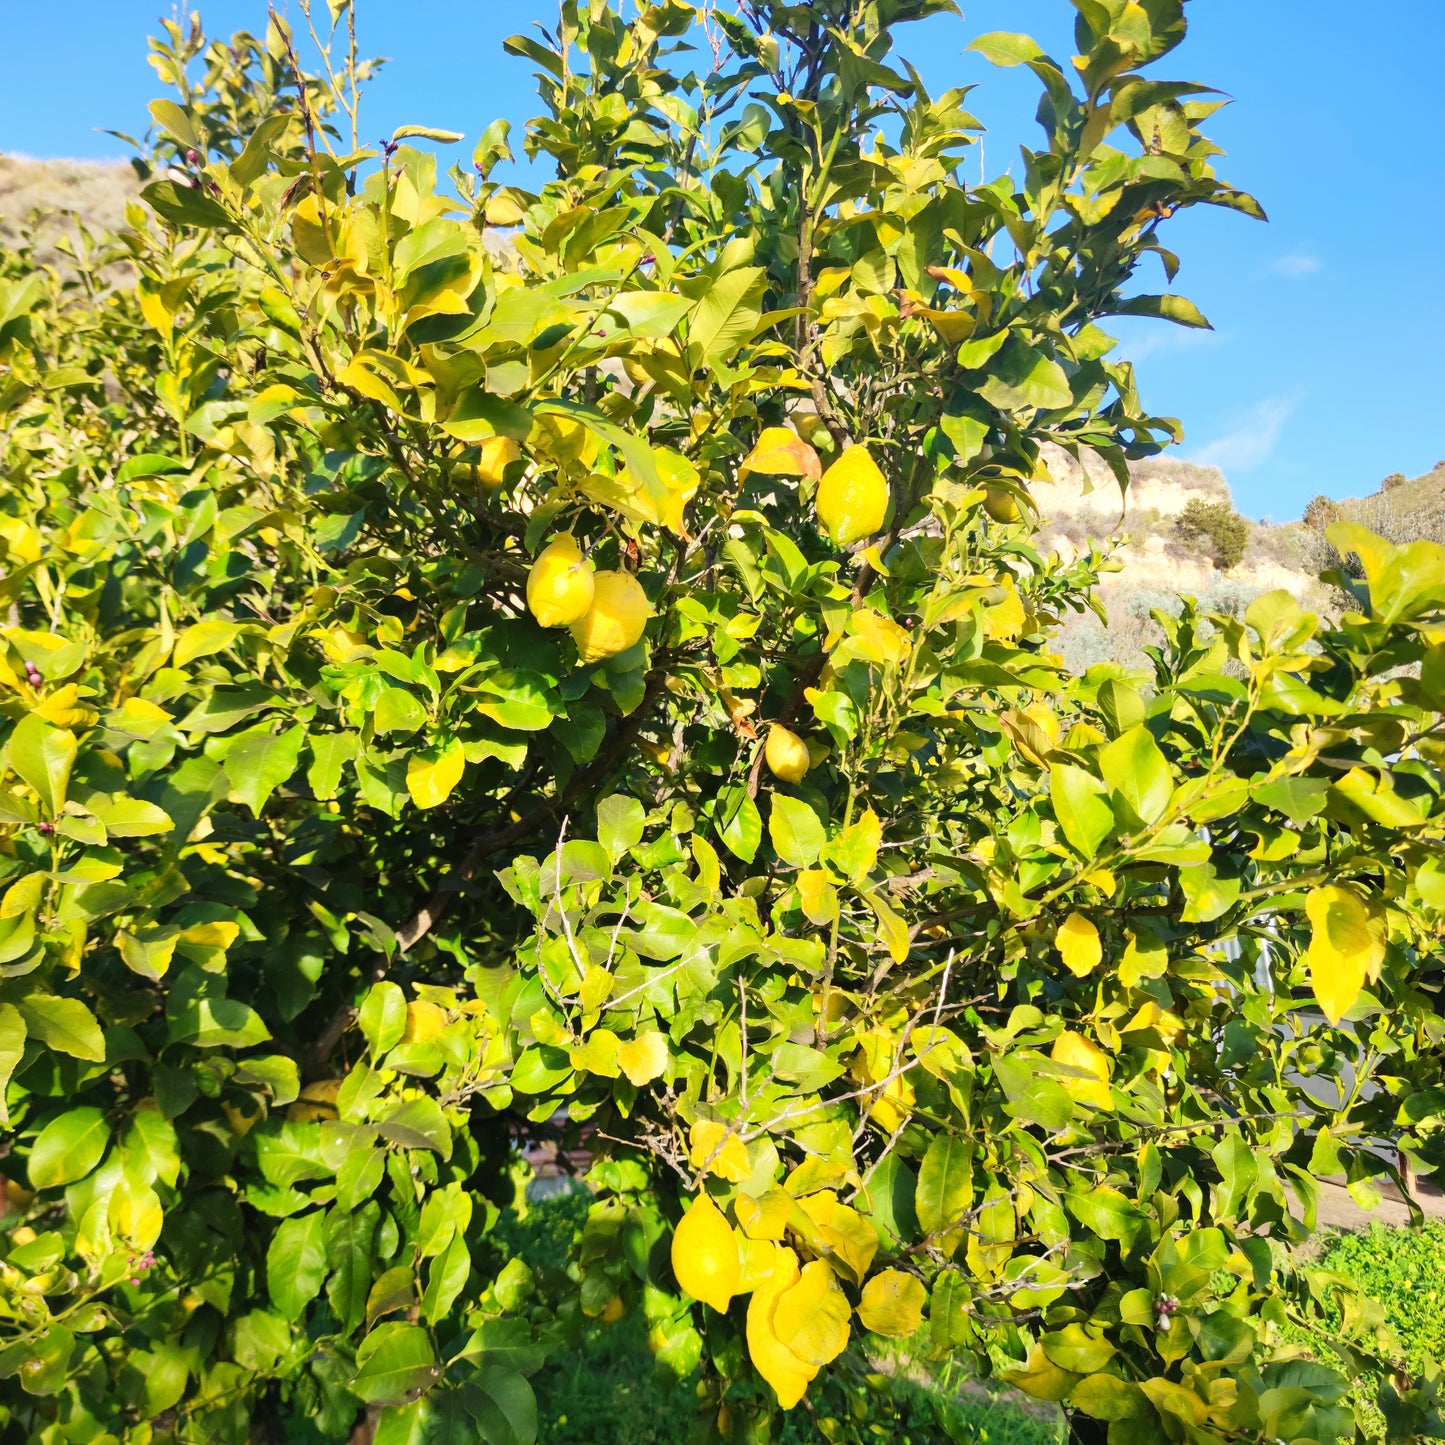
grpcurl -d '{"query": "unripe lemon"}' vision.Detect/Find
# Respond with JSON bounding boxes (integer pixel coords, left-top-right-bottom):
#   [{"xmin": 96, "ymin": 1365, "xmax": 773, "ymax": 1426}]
[
  {"xmin": 473, "ymin": 435, "xmax": 521, "ymax": 490},
  {"xmin": 765, "ymin": 725, "xmax": 810, "ymax": 784},
  {"xmin": 570, "ymin": 570, "xmax": 650, "ymax": 662},
  {"xmin": 983, "ymin": 483, "xmax": 1023, "ymax": 523},
  {"xmin": 816, "ymin": 444, "xmax": 888, "ymax": 546},
  {"xmin": 671, "ymin": 1192, "xmax": 740, "ymax": 1313},
  {"xmin": 527, "ymin": 534, "xmax": 595, "ymax": 629}
]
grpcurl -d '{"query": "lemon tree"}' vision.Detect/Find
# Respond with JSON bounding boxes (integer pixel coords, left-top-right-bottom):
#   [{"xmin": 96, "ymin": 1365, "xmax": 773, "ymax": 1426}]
[{"xmin": 2, "ymin": 3, "xmax": 1444, "ymax": 1443}]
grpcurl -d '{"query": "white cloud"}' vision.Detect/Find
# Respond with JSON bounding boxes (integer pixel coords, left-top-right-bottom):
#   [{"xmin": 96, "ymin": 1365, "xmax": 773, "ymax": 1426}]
[
  {"xmin": 1188, "ymin": 397, "xmax": 1296, "ymax": 473},
  {"xmin": 1269, "ymin": 252, "xmax": 1323, "ymax": 279},
  {"xmin": 1120, "ymin": 326, "xmax": 1228, "ymax": 363}
]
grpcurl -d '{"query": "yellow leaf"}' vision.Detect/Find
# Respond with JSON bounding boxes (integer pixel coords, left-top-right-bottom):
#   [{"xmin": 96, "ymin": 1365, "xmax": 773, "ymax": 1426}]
[
  {"xmin": 106, "ymin": 697, "xmax": 174, "ymax": 739},
  {"xmin": 797, "ymin": 1193, "xmax": 878, "ymax": 1284},
  {"xmin": 671, "ymin": 1192, "xmax": 740, "ymax": 1312},
  {"xmin": 33, "ymin": 684, "xmax": 98, "ymax": 729},
  {"xmin": 746, "ymin": 1246, "xmax": 816, "ymax": 1408},
  {"xmin": 406, "ymin": 738, "xmax": 466, "ymax": 810},
  {"xmin": 739, "ymin": 426, "xmax": 822, "ymax": 482},
  {"xmin": 910, "ymin": 1025, "xmax": 970, "ymax": 1079},
  {"xmin": 771, "ymin": 1260, "xmax": 851, "ymax": 1367},
  {"xmin": 1056, "ymin": 912, "xmax": 1102, "ymax": 977},
  {"xmin": 570, "ymin": 1027, "xmax": 622, "ymax": 1078},
  {"xmin": 857, "ymin": 1268, "xmax": 927, "ymax": 1338},
  {"xmin": 735, "ymin": 1187, "xmax": 792, "ymax": 1241},
  {"xmin": 1306, "ymin": 884, "xmax": 1386, "ymax": 1025},
  {"xmin": 737, "ymin": 1234, "xmax": 779, "ymax": 1292},
  {"xmin": 616, "ymin": 1030, "xmax": 668, "ymax": 1086},
  {"xmin": 815, "ymin": 445, "xmax": 888, "ymax": 547},
  {"xmin": 796, "ymin": 869, "xmax": 839, "ymax": 926},
  {"xmin": 845, "ymin": 609, "xmax": 911, "ymax": 665},
  {"xmin": 1050, "ymin": 1032, "xmax": 1112, "ymax": 1110},
  {"xmin": 690, "ymin": 1121, "xmax": 752, "ymax": 1183}
]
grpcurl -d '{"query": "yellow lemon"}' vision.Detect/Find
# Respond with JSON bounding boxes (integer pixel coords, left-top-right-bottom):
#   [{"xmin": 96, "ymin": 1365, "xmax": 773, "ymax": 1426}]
[
  {"xmin": 527, "ymin": 534, "xmax": 595, "ymax": 629},
  {"xmin": 982, "ymin": 483, "xmax": 1022, "ymax": 523},
  {"xmin": 601, "ymin": 1295, "xmax": 625, "ymax": 1324},
  {"xmin": 570, "ymin": 570, "xmax": 650, "ymax": 662},
  {"xmin": 403, "ymin": 999, "xmax": 448, "ymax": 1044},
  {"xmin": 815, "ymin": 444, "xmax": 888, "ymax": 547},
  {"xmin": 473, "ymin": 435, "xmax": 521, "ymax": 490},
  {"xmin": 765, "ymin": 724, "xmax": 810, "ymax": 783},
  {"xmin": 671, "ymin": 1192, "xmax": 741, "ymax": 1313}
]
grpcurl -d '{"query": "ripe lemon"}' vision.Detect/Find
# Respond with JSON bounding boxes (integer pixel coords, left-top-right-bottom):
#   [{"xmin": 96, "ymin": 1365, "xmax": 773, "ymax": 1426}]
[
  {"xmin": 671, "ymin": 1192, "xmax": 741, "ymax": 1312},
  {"xmin": 527, "ymin": 534, "xmax": 595, "ymax": 629},
  {"xmin": 983, "ymin": 483, "xmax": 1023, "ymax": 523},
  {"xmin": 570, "ymin": 570, "xmax": 650, "ymax": 662},
  {"xmin": 816, "ymin": 444, "xmax": 888, "ymax": 547},
  {"xmin": 765, "ymin": 725, "xmax": 810, "ymax": 784},
  {"xmin": 474, "ymin": 435, "xmax": 521, "ymax": 490}
]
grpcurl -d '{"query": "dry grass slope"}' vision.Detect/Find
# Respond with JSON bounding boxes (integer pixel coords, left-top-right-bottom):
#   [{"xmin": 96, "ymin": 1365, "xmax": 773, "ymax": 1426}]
[{"xmin": 0, "ymin": 154, "xmax": 140, "ymax": 266}]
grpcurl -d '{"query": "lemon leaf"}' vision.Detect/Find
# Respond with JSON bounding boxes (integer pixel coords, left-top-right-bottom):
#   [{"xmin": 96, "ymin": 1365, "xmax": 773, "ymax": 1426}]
[
  {"xmin": 857, "ymin": 1268, "xmax": 927, "ymax": 1338},
  {"xmin": 1056, "ymin": 912, "xmax": 1102, "ymax": 977},
  {"xmin": 689, "ymin": 1121, "xmax": 752, "ymax": 1183},
  {"xmin": 406, "ymin": 738, "xmax": 466, "ymax": 810},
  {"xmin": 1305, "ymin": 885, "xmax": 1385, "ymax": 1024},
  {"xmin": 616, "ymin": 1030, "xmax": 668, "ymax": 1086},
  {"xmin": 739, "ymin": 426, "xmax": 822, "ymax": 481}
]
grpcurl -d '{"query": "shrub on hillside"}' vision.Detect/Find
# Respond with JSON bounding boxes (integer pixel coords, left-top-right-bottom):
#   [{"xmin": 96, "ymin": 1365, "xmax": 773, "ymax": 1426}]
[{"xmin": 1174, "ymin": 496, "xmax": 1251, "ymax": 570}]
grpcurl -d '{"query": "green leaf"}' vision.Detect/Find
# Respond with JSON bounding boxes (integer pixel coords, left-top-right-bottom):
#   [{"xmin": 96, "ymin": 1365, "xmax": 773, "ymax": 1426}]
[
  {"xmin": 596, "ymin": 794, "xmax": 646, "ymax": 863},
  {"xmin": 0, "ymin": 1003, "xmax": 25, "ymax": 1123},
  {"xmin": 976, "ymin": 334, "xmax": 1073, "ymax": 412},
  {"xmin": 1050, "ymin": 764, "xmax": 1114, "ymax": 858},
  {"xmin": 16, "ymin": 993, "xmax": 105, "ymax": 1061},
  {"xmin": 1097, "ymin": 725, "xmax": 1172, "ymax": 826},
  {"xmin": 378, "ymin": 1097, "xmax": 453, "ymax": 1158},
  {"xmin": 165, "ymin": 965, "xmax": 272, "ymax": 1048},
  {"xmin": 142, "ymin": 179, "xmax": 234, "ymax": 231},
  {"xmin": 968, "ymin": 31, "xmax": 1045, "ymax": 66},
  {"xmin": 463, "ymin": 1368, "xmax": 538, "ymax": 1445},
  {"xmin": 375, "ymin": 1401, "xmax": 431, "ymax": 1445},
  {"xmin": 149, "ymin": 99, "xmax": 201, "ymax": 150},
  {"xmin": 1065, "ymin": 1186, "xmax": 1145, "ymax": 1243},
  {"xmin": 225, "ymin": 724, "xmax": 306, "ymax": 815},
  {"xmin": 267, "ymin": 1210, "xmax": 329, "ymax": 1321},
  {"xmin": 715, "ymin": 785, "xmax": 761, "ymax": 863},
  {"xmin": 28, "ymin": 1107, "xmax": 110, "ymax": 1189},
  {"xmin": 1042, "ymin": 1323, "xmax": 1116, "ymax": 1374},
  {"xmin": 352, "ymin": 1322, "xmax": 437, "ymax": 1405},
  {"xmin": 87, "ymin": 796, "xmax": 174, "ymax": 837},
  {"xmin": 326, "ymin": 1201, "xmax": 380, "ymax": 1334},
  {"xmin": 174, "ymin": 618, "xmax": 245, "ymax": 667},
  {"xmin": 8, "ymin": 715, "xmax": 78, "ymax": 817},
  {"xmin": 308, "ymin": 733, "xmax": 360, "ymax": 800},
  {"xmin": 374, "ymin": 688, "xmax": 428, "ymax": 734},
  {"xmin": 687, "ymin": 266, "xmax": 767, "ymax": 366},
  {"xmin": 915, "ymin": 1134, "xmax": 973, "ymax": 1238},
  {"xmin": 768, "ymin": 795, "xmax": 826, "ymax": 868},
  {"xmin": 421, "ymin": 1233, "xmax": 471, "ymax": 1324},
  {"xmin": 360, "ymin": 981, "xmax": 407, "ymax": 1054},
  {"xmin": 1109, "ymin": 294, "xmax": 1211, "ymax": 329},
  {"xmin": 1179, "ymin": 861, "xmax": 1240, "ymax": 924}
]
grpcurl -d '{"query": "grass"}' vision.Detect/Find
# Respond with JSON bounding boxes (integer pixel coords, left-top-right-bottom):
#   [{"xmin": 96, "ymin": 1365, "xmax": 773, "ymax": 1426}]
[{"xmin": 495, "ymin": 1191, "xmax": 1064, "ymax": 1445}]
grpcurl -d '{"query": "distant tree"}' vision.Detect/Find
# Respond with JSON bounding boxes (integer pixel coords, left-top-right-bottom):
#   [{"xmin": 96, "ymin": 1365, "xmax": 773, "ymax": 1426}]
[
  {"xmin": 1383, "ymin": 471, "xmax": 1409, "ymax": 491},
  {"xmin": 1175, "ymin": 496, "xmax": 1250, "ymax": 570},
  {"xmin": 1304, "ymin": 494, "xmax": 1341, "ymax": 530}
]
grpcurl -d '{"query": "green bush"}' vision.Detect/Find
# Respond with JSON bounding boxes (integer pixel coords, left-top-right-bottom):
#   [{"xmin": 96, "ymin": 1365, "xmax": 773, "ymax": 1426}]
[
  {"xmin": 1174, "ymin": 496, "xmax": 1251, "ymax": 570},
  {"xmin": 1320, "ymin": 1223, "xmax": 1445, "ymax": 1378}
]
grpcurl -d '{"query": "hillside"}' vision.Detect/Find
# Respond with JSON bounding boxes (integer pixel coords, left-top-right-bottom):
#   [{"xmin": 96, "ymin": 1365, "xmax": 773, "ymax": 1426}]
[{"xmin": 0, "ymin": 153, "xmax": 140, "ymax": 265}]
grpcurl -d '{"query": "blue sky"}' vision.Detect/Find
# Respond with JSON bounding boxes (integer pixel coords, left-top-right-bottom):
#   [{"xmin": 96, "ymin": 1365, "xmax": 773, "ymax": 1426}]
[{"xmin": 3, "ymin": 1, "xmax": 1441, "ymax": 520}]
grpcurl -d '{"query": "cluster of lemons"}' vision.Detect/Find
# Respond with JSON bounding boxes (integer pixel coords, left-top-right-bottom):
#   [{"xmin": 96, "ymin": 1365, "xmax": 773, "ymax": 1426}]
[
  {"xmin": 522, "ymin": 431, "xmax": 891, "ymax": 680},
  {"xmin": 669, "ymin": 1146, "xmax": 927, "ymax": 1408}
]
